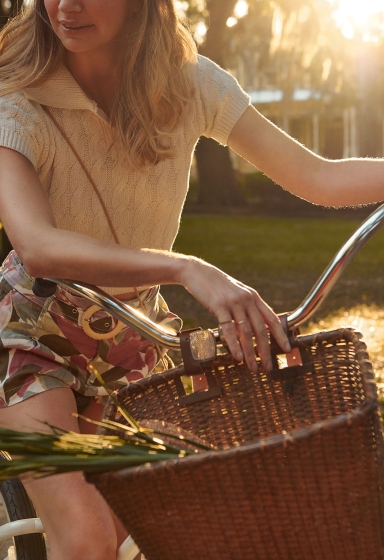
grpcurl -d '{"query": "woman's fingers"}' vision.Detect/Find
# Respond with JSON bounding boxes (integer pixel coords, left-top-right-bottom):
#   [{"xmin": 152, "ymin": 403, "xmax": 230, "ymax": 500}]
[
  {"xmin": 235, "ymin": 319, "xmax": 259, "ymax": 372},
  {"xmin": 219, "ymin": 311, "xmax": 270, "ymax": 372},
  {"xmin": 182, "ymin": 260, "xmax": 291, "ymax": 373},
  {"xmin": 218, "ymin": 286, "xmax": 291, "ymax": 373},
  {"xmin": 218, "ymin": 320, "xmax": 244, "ymax": 363},
  {"xmin": 239, "ymin": 315, "xmax": 270, "ymax": 371},
  {"xmin": 253, "ymin": 293, "xmax": 292, "ymax": 353}
]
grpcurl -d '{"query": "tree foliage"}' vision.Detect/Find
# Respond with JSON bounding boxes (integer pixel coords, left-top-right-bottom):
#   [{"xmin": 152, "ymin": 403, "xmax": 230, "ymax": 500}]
[
  {"xmin": 182, "ymin": 0, "xmax": 349, "ymax": 206},
  {"xmin": 183, "ymin": 0, "xmax": 344, "ymax": 93}
]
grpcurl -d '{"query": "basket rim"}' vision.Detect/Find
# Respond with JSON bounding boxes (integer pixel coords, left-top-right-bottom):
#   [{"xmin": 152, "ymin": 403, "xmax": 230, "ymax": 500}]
[
  {"xmin": 90, "ymin": 328, "xmax": 379, "ymax": 478},
  {"xmin": 88, "ymin": 397, "xmax": 378, "ymax": 481}
]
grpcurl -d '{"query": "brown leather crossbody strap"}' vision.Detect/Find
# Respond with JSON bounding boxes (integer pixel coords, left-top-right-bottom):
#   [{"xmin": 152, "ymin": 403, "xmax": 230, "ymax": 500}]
[
  {"xmin": 42, "ymin": 105, "xmax": 170, "ymax": 368},
  {"xmin": 41, "ymin": 105, "xmax": 120, "ymax": 245}
]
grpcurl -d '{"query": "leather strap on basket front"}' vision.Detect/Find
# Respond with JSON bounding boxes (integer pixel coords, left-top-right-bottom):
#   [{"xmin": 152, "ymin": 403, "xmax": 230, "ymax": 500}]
[{"xmin": 269, "ymin": 313, "xmax": 290, "ymax": 368}]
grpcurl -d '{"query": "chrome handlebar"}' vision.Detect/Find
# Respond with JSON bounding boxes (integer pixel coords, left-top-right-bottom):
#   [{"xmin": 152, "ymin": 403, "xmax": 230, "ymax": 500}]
[
  {"xmin": 287, "ymin": 202, "xmax": 384, "ymax": 327},
  {"xmin": 49, "ymin": 280, "xmax": 183, "ymax": 349},
  {"xmin": 42, "ymin": 202, "xmax": 384, "ymax": 351}
]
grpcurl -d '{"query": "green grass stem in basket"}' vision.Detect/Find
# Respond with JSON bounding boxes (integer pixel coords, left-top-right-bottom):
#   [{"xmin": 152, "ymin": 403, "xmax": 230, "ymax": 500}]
[
  {"xmin": 0, "ymin": 418, "xmax": 213, "ymax": 481},
  {"xmin": 0, "ymin": 370, "xmax": 213, "ymax": 481}
]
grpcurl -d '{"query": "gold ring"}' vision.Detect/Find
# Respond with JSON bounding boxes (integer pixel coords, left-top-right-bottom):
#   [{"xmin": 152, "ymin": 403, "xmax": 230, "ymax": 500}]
[
  {"xmin": 219, "ymin": 320, "xmax": 233, "ymax": 326},
  {"xmin": 237, "ymin": 320, "xmax": 248, "ymax": 326},
  {"xmin": 218, "ymin": 325, "xmax": 228, "ymax": 346},
  {"xmin": 81, "ymin": 305, "xmax": 125, "ymax": 340}
]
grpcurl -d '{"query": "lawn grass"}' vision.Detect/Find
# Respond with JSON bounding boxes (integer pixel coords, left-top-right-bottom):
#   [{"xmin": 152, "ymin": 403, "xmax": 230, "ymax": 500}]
[
  {"xmin": 161, "ymin": 215, "xmax": 384, "ymax": 329},
  {"xmin": 174, "ymin": 215, "xmax": 384, "ymax": 275}
]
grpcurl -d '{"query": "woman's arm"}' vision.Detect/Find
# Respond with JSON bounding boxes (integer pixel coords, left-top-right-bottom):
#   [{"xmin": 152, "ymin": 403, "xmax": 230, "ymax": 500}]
[
  {"xmin": 0, "ymin": 147, "xmax": 291, "ymax": 372},
  {"xmin": 228, "ymin": 105, "xmax": 384, "ymax": 207}
]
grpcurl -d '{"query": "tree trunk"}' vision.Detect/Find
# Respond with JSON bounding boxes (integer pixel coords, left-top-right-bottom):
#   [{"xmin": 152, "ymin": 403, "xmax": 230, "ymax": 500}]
[
  {"xmin": 195, "ymin": 137, "xmax": 244, "ymax": 206},
  {"xmin": 194, "ymin": 0, "xmax": 246, "ymax": 208}
]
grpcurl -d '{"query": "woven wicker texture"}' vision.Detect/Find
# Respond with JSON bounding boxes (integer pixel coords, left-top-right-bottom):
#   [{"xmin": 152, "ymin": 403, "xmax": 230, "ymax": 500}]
[{"xmin": 87, "ymin": 328, "xmax": 384, "ymax": 560}]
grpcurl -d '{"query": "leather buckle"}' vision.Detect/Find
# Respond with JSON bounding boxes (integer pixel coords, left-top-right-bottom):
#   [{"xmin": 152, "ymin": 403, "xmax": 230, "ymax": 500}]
[{"xmin": 81, "ymin": 304, "xmax": 125, "ymax": 340}]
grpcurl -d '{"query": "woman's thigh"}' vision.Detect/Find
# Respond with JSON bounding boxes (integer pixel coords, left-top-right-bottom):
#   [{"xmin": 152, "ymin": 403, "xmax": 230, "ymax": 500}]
[
  {"xmin": 0, "ymin": 387, "xmax": 79, "ymax": 432},
  {"xmin": 0, "ymin": 388, "xmax": 123, "ymax": 560}
]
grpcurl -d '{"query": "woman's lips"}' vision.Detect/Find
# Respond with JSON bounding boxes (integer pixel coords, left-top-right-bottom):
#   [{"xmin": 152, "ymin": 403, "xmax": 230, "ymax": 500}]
[{"xmin": 60, "ymin": 22, "xmax": 93, "ymax": 31}]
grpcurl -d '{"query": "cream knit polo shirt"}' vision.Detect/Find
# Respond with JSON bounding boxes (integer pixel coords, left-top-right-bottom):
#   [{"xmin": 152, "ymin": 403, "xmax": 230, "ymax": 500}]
[{"xmin": 0, "ymin": 55, "xmax": 250, "ymax": 295}]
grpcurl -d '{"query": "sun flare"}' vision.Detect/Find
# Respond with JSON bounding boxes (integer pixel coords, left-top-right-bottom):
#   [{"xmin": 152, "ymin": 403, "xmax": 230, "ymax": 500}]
[{"xmin": 330, "ymin": 0, "xmax": 384, "ymax": 40}]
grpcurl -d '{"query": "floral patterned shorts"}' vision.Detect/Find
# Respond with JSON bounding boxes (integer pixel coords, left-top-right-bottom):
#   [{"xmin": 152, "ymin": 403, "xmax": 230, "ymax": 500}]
[{"xmin": 0, "ymin": 252, "xmax": 182, "ymax": 409}]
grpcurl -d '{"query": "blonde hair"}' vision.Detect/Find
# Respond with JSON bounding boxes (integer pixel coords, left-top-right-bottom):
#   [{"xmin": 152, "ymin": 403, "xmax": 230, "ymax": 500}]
[{"xmin": 0, "ymin": 0, "xmax": 198, "ymax": 169}]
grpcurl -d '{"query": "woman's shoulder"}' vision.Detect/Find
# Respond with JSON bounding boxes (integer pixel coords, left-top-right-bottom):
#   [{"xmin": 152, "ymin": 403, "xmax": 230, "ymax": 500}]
[
  {"xmin": 188, "ymin": 55, "xmax": 241, "ymax": 88},
  {"xmin": 0, "ymin": 88, "xmax": 52, "ymax": 169},
  {"xmin": 185, "ymin": 55, "xmax": 250, "ymax": 145},
  {"xmin": 0, "ymin": 89, "xmax": 44, "ymax": 121},
  {"xmin": 0, "ymin": 89, "xmax": 30, "ymax": 105},
  {"xmin": 187, "ymin": 54, "xmax": 250, "ymax": 110},
  {"xmin": 187, "ymin": 55, "xmax": 249, "ymax": 107},
  {"xmin": 0, "ymin": 89, "xmax": 48, "ymax": 147}
]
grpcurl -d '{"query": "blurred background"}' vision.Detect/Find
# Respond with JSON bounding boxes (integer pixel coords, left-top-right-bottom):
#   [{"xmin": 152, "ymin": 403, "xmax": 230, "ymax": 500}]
[
  {"xmin": 178, "ymin": 0, "xmax": 384, "ymax": 207},
  {"xmin": 174, "ymin": 0, "xmax": 384, "ymax": 384},
  {"xmin": 1, "ymin": 0, "xmax": 384, "ymax": 380}
]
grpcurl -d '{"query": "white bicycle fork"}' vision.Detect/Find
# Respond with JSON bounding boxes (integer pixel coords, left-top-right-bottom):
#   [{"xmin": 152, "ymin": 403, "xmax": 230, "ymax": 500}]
[{"xmin": 0, "ymin": 517, "xmax": 141, "ymax": 560}]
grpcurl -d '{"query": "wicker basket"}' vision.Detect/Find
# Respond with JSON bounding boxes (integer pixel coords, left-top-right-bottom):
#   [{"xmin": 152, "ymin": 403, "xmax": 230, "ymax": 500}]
[{"xmin": 87, "ymin": 328, "xmax": 384, "ymax": 560}]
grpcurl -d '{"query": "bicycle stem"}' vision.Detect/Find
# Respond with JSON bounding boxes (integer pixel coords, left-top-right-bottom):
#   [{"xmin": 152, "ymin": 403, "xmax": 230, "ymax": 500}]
[{"xmin": 47, "ymin": 202, "xmax": 384, "ymax": 348}]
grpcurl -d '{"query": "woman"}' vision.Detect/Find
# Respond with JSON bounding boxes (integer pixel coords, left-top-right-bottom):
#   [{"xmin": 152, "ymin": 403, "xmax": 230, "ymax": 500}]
[{"xmin": 0, "ymin": 1, "xmax": 382, "ymax": 559}]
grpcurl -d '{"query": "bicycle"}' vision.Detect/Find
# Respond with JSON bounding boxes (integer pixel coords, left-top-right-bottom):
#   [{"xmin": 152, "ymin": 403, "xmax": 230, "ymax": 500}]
[{"xmin": 1, "ymin": 201, "xmax": 384, "ymax": 560}]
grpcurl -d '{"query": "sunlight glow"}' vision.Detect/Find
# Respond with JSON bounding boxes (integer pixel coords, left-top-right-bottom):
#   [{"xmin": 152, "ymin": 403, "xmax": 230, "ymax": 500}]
[
  {"xmin": 329, "ymin": 0, "xmax": 384, "ymax": 40},
  {"xmin": 226, "ymin": 17, "xmax": 238, "ymax": 28},
  {"xmin": 307, "ymin": 304, "xmax": 384, "ymax": 379},
  {"xmin": 194, "ymin": 21, "xmax": 207, "ymax": 45},
  {"xmin": 341, "ymin": 21, "xmax": 355, "ymax": 40},
  {"xmin": 234, "ymin": 0, "xmax": 249, "ymax": 19},
  {"xmin": 175, "ymin": 1, "xmax": 189, "ymax": 15},
  {"xmin": 226, "ymin": 1, "xmax": 248, "ymax": 28}
]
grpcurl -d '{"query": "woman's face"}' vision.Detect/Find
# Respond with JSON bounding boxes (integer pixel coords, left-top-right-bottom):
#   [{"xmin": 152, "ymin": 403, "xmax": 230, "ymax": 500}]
[{"xmin": 44, "ymin": 0, "xmax": 138, "ymax": 55}]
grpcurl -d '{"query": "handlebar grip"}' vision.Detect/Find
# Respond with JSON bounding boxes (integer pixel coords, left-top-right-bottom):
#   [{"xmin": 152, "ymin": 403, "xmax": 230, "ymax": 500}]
[{"xmin": 32, "ymin": 278, "xmax": 57, "ymax": 298}]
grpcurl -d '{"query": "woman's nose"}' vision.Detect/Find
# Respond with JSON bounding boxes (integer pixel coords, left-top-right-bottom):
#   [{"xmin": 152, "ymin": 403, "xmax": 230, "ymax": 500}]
[{"xmin": 57, "ymin": 0, "xmax": 82, "ymax": 13}]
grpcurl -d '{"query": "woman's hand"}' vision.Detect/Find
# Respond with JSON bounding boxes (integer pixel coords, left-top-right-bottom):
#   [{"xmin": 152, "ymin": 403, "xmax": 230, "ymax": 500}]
[{"xmin": 180, "ymin": 258, "xmax": 291, "ymax": 373}]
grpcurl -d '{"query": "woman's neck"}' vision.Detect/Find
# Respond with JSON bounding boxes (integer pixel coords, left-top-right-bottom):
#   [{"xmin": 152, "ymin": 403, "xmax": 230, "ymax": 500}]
[{"xmin": 65, "ymin": 51, "xmax": 122, "ymax": 117}]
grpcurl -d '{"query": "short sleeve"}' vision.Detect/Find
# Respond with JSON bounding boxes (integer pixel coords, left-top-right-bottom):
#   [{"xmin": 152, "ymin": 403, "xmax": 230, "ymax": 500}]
[
  {"xmin": 0, "ymin": 92, "xmax": 49, "ymax": 170},
  {"xmin": 191, "ymin": 55, "xmax": 250, "ymax": 145}
]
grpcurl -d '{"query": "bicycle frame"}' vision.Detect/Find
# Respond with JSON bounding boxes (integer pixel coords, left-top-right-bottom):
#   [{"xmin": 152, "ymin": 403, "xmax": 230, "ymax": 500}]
[{"xmin": 2, "ymin": 201, "xmax": 384, "ymax": 560}]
